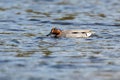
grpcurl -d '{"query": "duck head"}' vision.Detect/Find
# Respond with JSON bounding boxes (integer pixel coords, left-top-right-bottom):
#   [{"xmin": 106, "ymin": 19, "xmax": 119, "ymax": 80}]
[{"xmin": 46, "ymin": 27, "xmax": 62, "ymax": 38}]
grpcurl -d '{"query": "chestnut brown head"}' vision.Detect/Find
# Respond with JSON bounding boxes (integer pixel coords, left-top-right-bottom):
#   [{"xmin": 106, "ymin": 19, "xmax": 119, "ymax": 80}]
[{"xmin": 46, "ymin": 27, "xmax": 62, "ymax": 37}]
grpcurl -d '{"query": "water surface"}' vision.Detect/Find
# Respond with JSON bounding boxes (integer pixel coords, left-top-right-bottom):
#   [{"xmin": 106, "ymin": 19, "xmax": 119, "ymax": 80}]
[{"xmin": 0, "ymin": 0, "xmax": 120, "ymax": 80}]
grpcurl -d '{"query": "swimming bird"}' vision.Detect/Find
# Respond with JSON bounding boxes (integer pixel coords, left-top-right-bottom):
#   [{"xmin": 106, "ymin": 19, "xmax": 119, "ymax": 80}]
[{"xmin": 47, "ymin": 27, "xmax": 95, "ymax": 38}]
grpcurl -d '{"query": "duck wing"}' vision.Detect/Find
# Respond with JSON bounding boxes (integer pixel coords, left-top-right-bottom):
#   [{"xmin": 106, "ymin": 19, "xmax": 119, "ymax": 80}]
[{"xmin": 62, "ymin": 30, "xmax": 95, "ymax": 38}]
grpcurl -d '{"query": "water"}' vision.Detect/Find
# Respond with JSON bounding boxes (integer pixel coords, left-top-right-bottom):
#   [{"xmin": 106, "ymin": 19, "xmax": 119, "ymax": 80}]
[{"xmin": 0, "ymin": 0, "xmax": 120, "ymax": 80}]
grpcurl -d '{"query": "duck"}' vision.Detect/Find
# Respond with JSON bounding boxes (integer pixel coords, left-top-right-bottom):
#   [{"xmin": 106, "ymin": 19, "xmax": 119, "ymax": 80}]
[{"xmin": 46, "ymin": 27, "xmax": 95, "ymax": 38}]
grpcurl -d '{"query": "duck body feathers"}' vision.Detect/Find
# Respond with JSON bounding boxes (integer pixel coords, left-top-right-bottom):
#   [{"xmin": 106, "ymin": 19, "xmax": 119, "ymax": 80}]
[
  {"xmin": 61, "ymin": 30, "xmax": 94, "ymax": 38},
  {"xmin": 47, "ymin": 28, "xmax": 95, "ymax": 38}
]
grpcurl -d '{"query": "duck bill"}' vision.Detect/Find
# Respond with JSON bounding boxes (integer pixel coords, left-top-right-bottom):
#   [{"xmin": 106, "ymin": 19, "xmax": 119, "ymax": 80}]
[{"xmin": 46, "ymin": 32, "xmax": 51, "ymax": 36}]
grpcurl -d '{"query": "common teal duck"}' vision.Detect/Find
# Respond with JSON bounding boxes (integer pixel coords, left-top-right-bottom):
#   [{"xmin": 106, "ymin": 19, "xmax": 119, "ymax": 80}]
[{"xmin": 47, "ymin": 27, "xmax": 95, "ymax": 38}]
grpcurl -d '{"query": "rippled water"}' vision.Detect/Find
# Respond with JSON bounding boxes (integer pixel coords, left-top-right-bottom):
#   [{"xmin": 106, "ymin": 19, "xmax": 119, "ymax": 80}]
[{"xmin": 0, "ymin": 0, "xmax": 120, "ymax": 80}]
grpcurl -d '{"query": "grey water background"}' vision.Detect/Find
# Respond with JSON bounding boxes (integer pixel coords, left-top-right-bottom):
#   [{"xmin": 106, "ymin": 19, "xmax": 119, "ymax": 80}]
[{"xmin": 0, "ymin": 0, "xmax": 120, "ymax": 80}]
